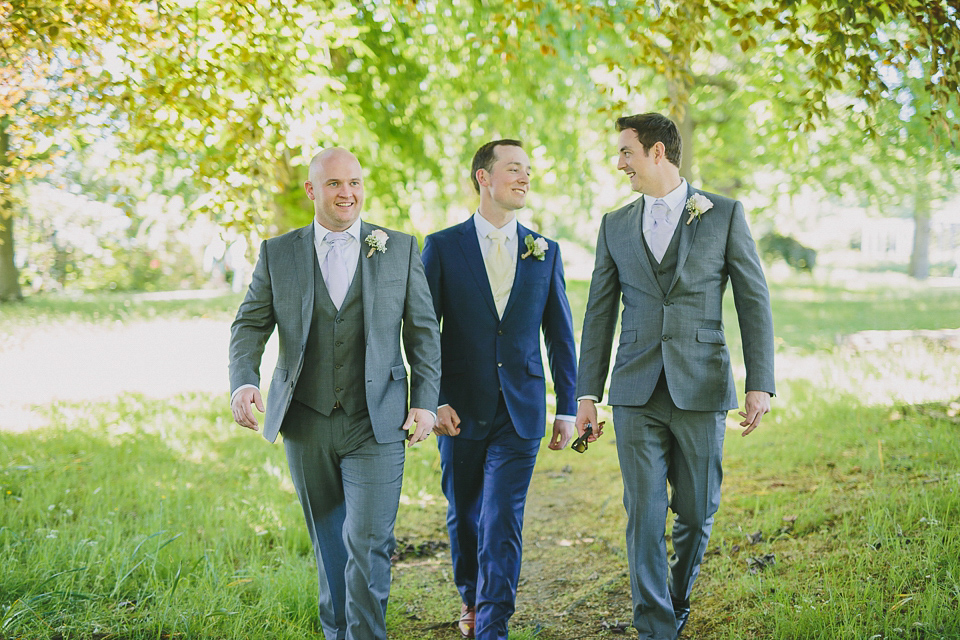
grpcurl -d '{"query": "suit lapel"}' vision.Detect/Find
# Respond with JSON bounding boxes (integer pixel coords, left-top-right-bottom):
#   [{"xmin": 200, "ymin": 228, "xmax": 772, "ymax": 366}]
[
  {"xmin": 627, "ymin": 198, "xmax": 663, "ymax": 294},
  {"xmin": 457, "ymin": 217, "xmax": 500, "ymax": 318},
  {"xmin": 294, "ymin": 224, "xmax": 316, "ymax": 336},
  {"xmin": 502, "ymin": 225, "xmax": 534, "ymax": 320},
  {"xmin": 359, "ymin": 220, "xmax": 379, "ymax": 338},
  {"xmin": 668, "ymin": 184, "xmax": 699, "ymax": 294}
]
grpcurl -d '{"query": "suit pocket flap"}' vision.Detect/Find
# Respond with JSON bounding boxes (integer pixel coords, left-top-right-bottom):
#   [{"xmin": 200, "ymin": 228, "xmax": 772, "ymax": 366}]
[
  {"xmin": 273, "ymin": 368, "xmax": 289, "ymax": 382},
  {"xmin": 390, "ymin": 364, "xmax": 408, "ymax": 380},
  {"xmin": 619, "ymin": 330, "xmax": 637, "ymax": 345},
  {"xmin": 527, "ymin": 358, "xmax": 544, "ymax": 377},
  {"xmin": 697, "ymin": 329, "xmax": 725, "ymax": 345}
]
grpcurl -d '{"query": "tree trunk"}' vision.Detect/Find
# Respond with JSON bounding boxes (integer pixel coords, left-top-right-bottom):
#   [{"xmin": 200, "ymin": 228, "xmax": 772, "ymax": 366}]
[
  {"xmin": 0, "ymin": 122, "xmax": 23, "ymax": 302},
  {"xmin": 909, "ymin": 190, "xmax": 931, "ymax": 280},
  {"xmin": 668, "ymin": 78, "xmax": 695, "ymax": 183}
]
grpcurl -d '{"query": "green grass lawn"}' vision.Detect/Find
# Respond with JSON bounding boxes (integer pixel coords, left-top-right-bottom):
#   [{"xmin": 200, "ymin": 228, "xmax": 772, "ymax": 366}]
[{"xmin": 2, "ymin": 281, "xmax": 959, "ymax": 639}]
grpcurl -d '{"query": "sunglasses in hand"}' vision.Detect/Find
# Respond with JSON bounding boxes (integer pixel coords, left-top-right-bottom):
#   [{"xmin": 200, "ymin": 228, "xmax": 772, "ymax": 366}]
[{"xmin": 571, "ymin": 421, "xmax": 605, "ymax": 453}]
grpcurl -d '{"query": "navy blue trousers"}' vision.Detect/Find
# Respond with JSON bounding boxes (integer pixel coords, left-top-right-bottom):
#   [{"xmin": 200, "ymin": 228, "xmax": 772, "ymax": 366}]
[{"xmin": 438, "ymin": 396, "xmax": 540, "ymax": 640}]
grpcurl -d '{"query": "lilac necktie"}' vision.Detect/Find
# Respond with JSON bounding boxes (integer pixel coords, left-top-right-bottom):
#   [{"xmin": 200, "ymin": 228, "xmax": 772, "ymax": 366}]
[
  {"xmin": 647, "ymin": 199, "xmax": 672, "ymax": 263},
  {"xmin": 323, "ymin": 232, "xmax": 351, "ymax": 309}
]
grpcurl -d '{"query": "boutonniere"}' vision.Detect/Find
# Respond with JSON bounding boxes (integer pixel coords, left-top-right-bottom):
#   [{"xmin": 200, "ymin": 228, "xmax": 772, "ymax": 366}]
[
  {"xmin": 685, "ymin": 193, "xmax": 714, "ymax": 225},
  {"xmin": 521, "ymin": 235, "xmax": 548, "ymax": 261},
  {"xmin": 364, "ymin": 229, "xmax": 389, "ymax": 257}
]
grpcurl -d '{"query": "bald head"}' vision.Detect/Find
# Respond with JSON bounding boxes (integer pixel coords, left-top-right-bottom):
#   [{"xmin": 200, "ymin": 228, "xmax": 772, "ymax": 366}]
[
  {"xmin": 309, "ymin": 148, "xmax": 360, "ymax": 182},
  {"xmin": 304, "ymin": 148, "xmax": 365, "ymax": 231}
]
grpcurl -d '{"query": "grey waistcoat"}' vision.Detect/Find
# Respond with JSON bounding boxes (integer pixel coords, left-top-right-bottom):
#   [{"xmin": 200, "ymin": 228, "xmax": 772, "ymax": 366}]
[
  {"xmin": 292, "ymin": 256, "xmax": 367, "ymax": 416},
  {"xmin": 643, "ymin": 220, "xmax": 683, "ymax": 292}
]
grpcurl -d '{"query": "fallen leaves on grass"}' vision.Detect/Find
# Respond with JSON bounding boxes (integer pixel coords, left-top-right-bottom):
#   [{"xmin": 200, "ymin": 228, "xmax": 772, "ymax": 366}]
[
  {"xmin": 746, "ymin": 553, "xmax": 776, "ymax": 574},
  {"xmin": 600, "ymin": 619, "xmax": 632, "ymax": 633},
  {"xmin": 392, "ymin": 538, "xmax": 449, "ymax": 562}
]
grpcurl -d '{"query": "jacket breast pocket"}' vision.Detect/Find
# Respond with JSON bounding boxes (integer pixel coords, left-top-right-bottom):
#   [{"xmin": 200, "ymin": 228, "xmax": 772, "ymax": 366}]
[{"xmin": 380, "ymin": 271, "xmax": 405, "ymax": 287}]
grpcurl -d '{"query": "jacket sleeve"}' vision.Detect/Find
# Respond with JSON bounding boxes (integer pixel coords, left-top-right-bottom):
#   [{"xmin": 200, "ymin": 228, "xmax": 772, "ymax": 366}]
[
  {"xmin": 403, "ymin": 236, "xmax": 442, "ymax": 413},
  {"xmin": 228, "ymin": 240, "xmax": 277, "ymax": 393},
  {"xmin": 725, "ymin": 201, "xmax": 776, "ymax": 396},
  {"xmin": 541, "ymin": 242, "xmax": 578, "ymax": 416},
  {"xmin": 575, "ymin": 214, "xmax": 621, "ymax": 401}
]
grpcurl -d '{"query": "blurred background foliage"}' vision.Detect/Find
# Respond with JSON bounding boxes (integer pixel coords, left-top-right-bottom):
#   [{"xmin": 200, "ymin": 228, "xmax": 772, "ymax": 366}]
[{"xmin": 1, "ymin": 0, "xmax": 959, "ymax": 300}]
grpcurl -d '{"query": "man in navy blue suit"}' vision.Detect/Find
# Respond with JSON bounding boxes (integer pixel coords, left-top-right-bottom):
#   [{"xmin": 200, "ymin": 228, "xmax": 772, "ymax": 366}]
[{"xmin": 422, "ymin": 139, "xmax": 578, "ymax": 639}]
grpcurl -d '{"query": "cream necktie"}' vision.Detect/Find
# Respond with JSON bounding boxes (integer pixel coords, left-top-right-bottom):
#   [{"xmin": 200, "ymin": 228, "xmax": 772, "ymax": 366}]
[
  {"xmin": 484, "ymin": 229, "xmax": 513, "ymax": 317},
  {"xmin": 646, "ymin": 199, "xmax": 673, "ymax": 263}
]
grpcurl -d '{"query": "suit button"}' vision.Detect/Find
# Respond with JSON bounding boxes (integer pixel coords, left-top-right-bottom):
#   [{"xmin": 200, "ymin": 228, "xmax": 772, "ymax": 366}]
[
  {"xmin": 335, "ymin": 364, "xmax": 342, "ymax": 369},
  {"xmin": 497, "ymin": 362, "xmax": 502, "ymax": 367},
  {"xmin": 336, "ymin": 318, "xmax": 343, "ymax": 324},
  {"xmin": 662, "ymin": 335, "xmax": 670, "ymax": 341},
  {"xmin": 663, "ymin": 299, "xmax": 670, "ymax": 306},
  {"xmin": 335, "ymin": 341, "xmax": 343, "ymax": 347},
  {"xmin": 658, "ymin": 270, "xmax": 666, "ymax": 275},
  {"xmin": 335, "ymin": 387, "xmax": 342, "ymax": 392},
  {"xmin": 498, "ymin": 330, "xmax": 503, "ymax": 335}
]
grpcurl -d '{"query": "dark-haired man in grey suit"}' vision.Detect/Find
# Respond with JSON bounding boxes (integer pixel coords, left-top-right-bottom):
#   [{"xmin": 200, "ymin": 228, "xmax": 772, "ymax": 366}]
[
  {"xmin": 575, "ymin": 114, "xmax": 775, "ymax": 639},
  {"xmin": 229, "ymin": 148, "xmax": 441, "ymax": 640}
]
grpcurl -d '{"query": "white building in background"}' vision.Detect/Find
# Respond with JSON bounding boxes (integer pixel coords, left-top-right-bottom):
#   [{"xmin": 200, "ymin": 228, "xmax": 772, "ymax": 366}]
[
  {"xmin": 859, "ymin": 198, "xmax": 960, "ymax": 271},
  {"xmin": 860, "ymin": 218, "xmax": 915, "ymax": 262}
]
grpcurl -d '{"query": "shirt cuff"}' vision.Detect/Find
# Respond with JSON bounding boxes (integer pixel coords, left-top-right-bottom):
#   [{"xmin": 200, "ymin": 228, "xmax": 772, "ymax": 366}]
[
  {"xmin": 230, "ymin": 384, "xmax": 259, "ymax": 405},
  {"xmin": 555, "ymin": 414, "xmax": 575, "ymax": 423},
  {"xmin": 577, "ymin": 395, "xmax": 600, "ymax": 403}
]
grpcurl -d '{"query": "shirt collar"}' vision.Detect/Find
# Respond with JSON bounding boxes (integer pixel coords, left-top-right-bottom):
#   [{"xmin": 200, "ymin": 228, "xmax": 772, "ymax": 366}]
[
  {"xmin": 314, "ymin": 217, "xmax": 362, "ymax": 243},
  {"xmin": 473, "ymin": 211, "xmax": 518, "ymax": 241},
  {"xmin": 642, "ymin": 179, "xmax": 687, "ymax": 232}
]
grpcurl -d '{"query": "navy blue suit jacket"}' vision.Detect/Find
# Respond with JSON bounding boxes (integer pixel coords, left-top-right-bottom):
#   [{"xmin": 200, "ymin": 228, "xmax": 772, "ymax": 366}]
[{"xmin": 422, "ymin": 216, "xmax": 577, "ymax": 440}]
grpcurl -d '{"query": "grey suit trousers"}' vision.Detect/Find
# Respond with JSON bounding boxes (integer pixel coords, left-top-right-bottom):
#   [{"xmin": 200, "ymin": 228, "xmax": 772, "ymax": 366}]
[
  {"xmin": 282, "ymin": 400, "xmax": 405, "ymax": 640},
  {"xmin": 613, "ymin": 376, "xmax": 726, "ymax": 640}
]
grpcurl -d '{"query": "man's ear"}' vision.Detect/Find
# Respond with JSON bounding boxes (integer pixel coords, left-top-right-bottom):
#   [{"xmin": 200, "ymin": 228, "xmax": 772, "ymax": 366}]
[
  {"xmin": 304, "ymin": 181, "xmax": 315, "ymax": 200},
  {"xmin": 653, "ymin": 141, "xmax": 666, "ymax": 163},
  {"xmin": 476, "ymin": 169, "xmax": 489, "ymax": 188}
]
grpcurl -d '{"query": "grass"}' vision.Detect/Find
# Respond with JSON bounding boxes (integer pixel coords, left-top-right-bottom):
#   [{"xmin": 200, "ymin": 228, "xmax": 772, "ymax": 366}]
[
  {"xmin": 2, "ymin": 281, "xmax": 960, "ymax": 639},
  {"xmin": 0, "ymin": 292, "xmax": 243, "ymax": 330}
]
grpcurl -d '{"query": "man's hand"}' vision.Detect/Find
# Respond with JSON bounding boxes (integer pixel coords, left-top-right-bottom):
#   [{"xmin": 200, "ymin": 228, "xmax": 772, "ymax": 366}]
[
  {"xmin": 232, "ymin": 387, "xmax": 264, "ymax": 431},
  {"xmin": 403, "ymin": 408, "xmax": 436, "ymax": 446},
  {"xmin": 434, "ymin": 404, "xmax": 461, "ymax": 436},
  {"xmin": 575, "ymin": 399, "xmax": 603, "ymax": 442},
  {"xmin": 548, "ymin": 418, "xmax": 575, "ymax": 450},
  {"xmin": 738, "ymin": 391, "xmax": 771, "ymax": 436}
]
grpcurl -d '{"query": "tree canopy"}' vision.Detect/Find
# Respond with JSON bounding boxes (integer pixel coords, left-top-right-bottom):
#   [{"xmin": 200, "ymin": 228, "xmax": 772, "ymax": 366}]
[{"xmin": 2, "ymin": 0, "xmax": 959, "ymax": 299}]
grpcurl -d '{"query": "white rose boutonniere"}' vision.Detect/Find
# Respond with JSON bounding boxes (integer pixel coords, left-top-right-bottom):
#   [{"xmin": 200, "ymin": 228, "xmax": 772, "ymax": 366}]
[
  {"xmin": 685, "ymin": 193, "xmax": 714, "ymax": 225},
  {"xmin": 521, "ymin": 235, "xmax": 548, "ymax": 261},
  {"xmin": 365, "ymin": 229, "xmax": 389, "ymax": 257}
]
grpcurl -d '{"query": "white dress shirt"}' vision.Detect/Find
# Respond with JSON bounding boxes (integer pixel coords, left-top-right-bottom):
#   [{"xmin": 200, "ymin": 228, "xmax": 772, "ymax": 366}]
[
  {"xmin": 314, "ymin": 217, "xmax": 362, "ymax": 284},
  {"xmin": 641, "ymin": 178, "xmax": 688, "ymax": 248}
]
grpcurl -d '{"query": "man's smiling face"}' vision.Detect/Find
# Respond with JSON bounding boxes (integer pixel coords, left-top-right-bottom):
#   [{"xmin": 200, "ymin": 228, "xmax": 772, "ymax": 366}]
[
  {"xmin": 305, "ymin": 149, "xmax": 365, "ymax": 231},
  {"xmin": 616, "ymin": 128, "xmax": 657, "ymax": 194},
  {"xmin": 481, "ymin": 144, "xmax": 531, "ymax": 213}
]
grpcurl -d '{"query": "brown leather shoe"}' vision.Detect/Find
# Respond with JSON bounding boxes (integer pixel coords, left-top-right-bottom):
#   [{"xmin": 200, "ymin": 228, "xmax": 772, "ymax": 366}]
[{"xmin": 458, "ymin": 604, "xmax": 476, "ymax": 638}]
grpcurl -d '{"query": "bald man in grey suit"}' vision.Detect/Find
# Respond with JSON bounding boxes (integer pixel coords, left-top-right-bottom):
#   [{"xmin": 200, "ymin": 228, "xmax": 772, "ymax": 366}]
[
  {"xmin": 229, "ymin": 148, "xmax": 441, "ymax": 640},
  {"xmin": 576, "ymin": 114, "xmax": 775, "ymax": 639}
]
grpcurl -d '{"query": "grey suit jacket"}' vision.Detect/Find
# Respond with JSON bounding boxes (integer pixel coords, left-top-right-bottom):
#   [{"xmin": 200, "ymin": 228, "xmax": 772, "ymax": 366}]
[
  {"xmin": 577, "ymin": 185, "xmax": 775, "ymax": 412},
  {"xmin": 229, "ymin": 221, "xmax": 441, "ymax": 443}
]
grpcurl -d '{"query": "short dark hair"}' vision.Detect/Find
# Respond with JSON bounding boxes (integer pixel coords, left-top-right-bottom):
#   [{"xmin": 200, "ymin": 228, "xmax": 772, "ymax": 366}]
[
  {"xmin": 616, "ymin": 113, "xmax": 681, "ymax": 167},
  {"xmin": 471, "ymin": 139, "xmax": 523, "ymax": 193}
]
